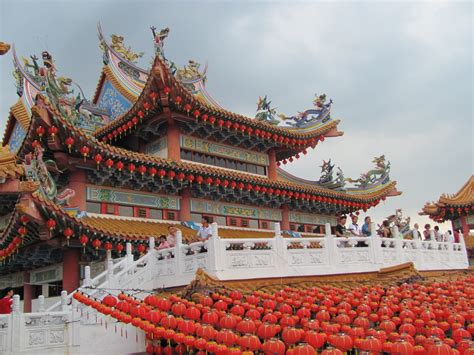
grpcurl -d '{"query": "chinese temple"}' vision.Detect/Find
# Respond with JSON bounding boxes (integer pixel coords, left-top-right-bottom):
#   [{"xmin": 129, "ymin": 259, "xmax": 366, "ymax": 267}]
[
  {"xmin": 0, "ymin": 26, "xmax": 471, "ymax": 355},
  {"xmin": 421, "ymin": 175, "xmax": 474, "ymax": 260}
]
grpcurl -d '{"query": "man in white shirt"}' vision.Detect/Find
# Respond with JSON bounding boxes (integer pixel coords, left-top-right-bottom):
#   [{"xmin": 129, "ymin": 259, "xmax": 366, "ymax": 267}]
[
  {"xmin": 348, "ymin": 215, "xmax": 362, "ymax": 236},
  {"xmin": 196, "ymin": 217, "xmax": 213, "ymax": 242}
]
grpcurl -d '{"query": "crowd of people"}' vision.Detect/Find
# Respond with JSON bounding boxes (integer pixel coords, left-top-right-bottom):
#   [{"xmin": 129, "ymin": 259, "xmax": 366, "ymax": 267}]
[
  {"xmin": 332, "ymin": 214, "xmax": 460, "ymax": 242},
  {"xmin": 155, "ymin": 217, "xmax": 213, "ymax": 250}
]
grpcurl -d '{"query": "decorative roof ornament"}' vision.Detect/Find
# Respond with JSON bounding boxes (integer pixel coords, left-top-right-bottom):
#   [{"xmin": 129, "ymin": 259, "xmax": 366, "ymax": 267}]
[
  {"xmin": 317, "ymin": 159, "xmax": 346, "ymax": 190},
  {"xmin": 346, "ymin": 155, "xmax": 391, "ymax": 188},
  {"xmin": 0, "ymin": 42, "xmax": 11, "ymax": 55},
  {"xmin": 278, "ymin": 93, "xmax": 333, "ymax": 128},
  {"xmin": 108, "ymin": 34, "xmax": 144, "ymax": 63},
  {"xmin": 255, "ymin": 95, "xmax": 279, "ymax": 125},
  {"xmin": 150, "ymin": 26, "xmax": 170, "ymax": 59},
  {"xmin": 176, "ymin": 60, "xmax": 207, "ymax": 83}
]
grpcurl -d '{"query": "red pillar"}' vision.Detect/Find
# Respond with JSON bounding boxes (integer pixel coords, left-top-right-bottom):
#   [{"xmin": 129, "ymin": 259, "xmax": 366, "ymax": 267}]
[
  {"xmin": 268, "ymin": 149, "xmax": 277, "ymax": 180},
  {"xmin": 68, "ymin": 170, "xmax": 87, "ymax": 210},
  {"xmin": 281, "ymin": 204, "xmax": 290, "ymax": 230},
  {"xmin": 180, "ymin": 188, "xmax": 191, "ymax": 221},
  {"xmin": 167, "ymin": 123, "xmax": 181, "ymax": 162},
  {"xmin": 460, "ymin": 215, "xmax": 469, "ymax": 238},
  {"xmin": 23, "ymin": 272, "xmax": 32, "ymax": 313},
  {"xmin": 63, "ymin": 248, "xmax": 81, "ymax": 293}
]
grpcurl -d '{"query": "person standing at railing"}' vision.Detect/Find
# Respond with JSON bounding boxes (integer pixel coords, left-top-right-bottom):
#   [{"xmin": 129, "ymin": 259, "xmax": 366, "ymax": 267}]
[
  {"xmin": 423, "ymin": 224, "xmax": 432, "ymax": 240},
  {"xmin": 348, "ymin": 215, "xmax": 365, "ymax": 247},
  {"xmin": 156, "ymin": 235, "xmax": 170, "ymax": 249},
  {"xmin": 445, "ymin": 230, "xmax": 455, "ymax": 243},
  {"xmin": 434, "ymin": 226, "xmax": 443, "ymax": 242},
  {"xmin": 0, "ymin": 287, "xmax": 13, "ymax": 314},
  {"xmin": 412, "ymin": 223, "xmax": 422, "ymax": 240},
  {"xmin": 335, "ymin": 215, "xmax": 347, "ymax": 237},
  {"xmin": 196, "ymin": 217, "xmax": 213, "ymax": 242},
  {"xmin": 166, "ymin": 225, "xmax": 178, "ymax": 247},
  {"xmin": 381, "ymin": 220, "xmax": 392, "ymax": 238},
  {"xmin": 361, "ymin": 216, "xmax": 372, "ymax": 237}
]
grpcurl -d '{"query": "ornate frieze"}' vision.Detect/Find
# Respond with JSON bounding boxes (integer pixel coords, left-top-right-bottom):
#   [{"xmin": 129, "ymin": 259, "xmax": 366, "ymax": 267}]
[
  {"xmin": 191, "ymin": 199, "xmax": 281, "ymax": 220},
  {"xmin": 87, "ymin": 186, "xmax": 180, "ymax": 209},
  {"xmin": 145, "ymin": 137, "xmax": 168, "ymax": 157},
  {"xmin": 30, "ymin": 264, "xmax": 62, "ymax": 284},
  {"xmin": 181, "ymin": 135, "xmax": 269, "ymax": 166},
  {"xmin": 289, "ymin": 212, "xmax": 336, "ymax": 226},
  {"xmin": 96, "ymin": 80, "xmax": 132, "ymax": 119}
]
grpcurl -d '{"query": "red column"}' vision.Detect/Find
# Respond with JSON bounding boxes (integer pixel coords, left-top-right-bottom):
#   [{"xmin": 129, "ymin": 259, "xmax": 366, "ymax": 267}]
[
  {"xmin": 167, "ymin": 123, "xmax": 181, "ymax": 162},
  {"xmin": 68, "ymin": 170, "xmax": 87, "ymax": 210},
  {"xmin": 23, "ymin": 272, "xmax": 32, "ymax": 313},
  {"xmin": 62, "ymin": 248, "xmax": 81, "ymax": 293},
  {"xmin": 460, "ymin": 215, "xmax": 469, "ymax": 238},
  {"xmin": 268, "ymin": 149, "xmax": 277, "ymax": 180},
  {"xmin": 281, "ymin": 204, "xmax": 290, "ymax": 230},
  {"xmin": 180, "ymin": 188, "xmax": 191, "ymax": 221}
]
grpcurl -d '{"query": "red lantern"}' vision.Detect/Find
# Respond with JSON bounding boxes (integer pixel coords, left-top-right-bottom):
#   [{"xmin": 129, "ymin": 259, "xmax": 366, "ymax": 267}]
[
  {"xmin": 94, "ymin": 154, "xmax": 103, "ymax": 169},
  {"xmin": 48, "ymin": 126, "xmax": 58, "ymax": 140},
  {"xmin": 128, "ymin": 163, "xmax": 136, "ymax": 174},
  {"xmin": 115, "ymin": 161, "xmax": 124, "ymax": 172},
  {"xmin": 80, "ymin": 146, "xmax": 90, "ymax": 161},
  {"xmin": 65, "ymin": 137, "xmax": 74, "ymax": 152},
  {"xmin": 137, "ymin": 244, "xmax": 146, "ymax": 254},
  {"xmin": 105, "ymin": 159, "xmax": 114, "ymax": 169},
  {"xmin": 46, "ymin": 219, "xmax": 56, "ymax": 231},
  {"xmin": 104, "ymin": 241, "xmax": 113, "ymax": 251},
  {"xmin": 79, "ymin": 234, "xmax": 89, "ymax": 246},
  {"xmin": 63, "ymin": 227, "xmax": 73, "ymax": 243},
  {"xmin": 36, "ymin": 126, "xmax": 45, "ymax": 138}
]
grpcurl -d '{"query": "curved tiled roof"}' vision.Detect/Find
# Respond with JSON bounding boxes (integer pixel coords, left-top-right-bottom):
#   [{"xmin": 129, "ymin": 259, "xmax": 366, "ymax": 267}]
[
  {"xmin": 0, "ymin": 146, "xmax": 23, "ymax": 180},
  {"xmin": 421, "ymin": 176, "xmax": 474, "ymax": 218}
]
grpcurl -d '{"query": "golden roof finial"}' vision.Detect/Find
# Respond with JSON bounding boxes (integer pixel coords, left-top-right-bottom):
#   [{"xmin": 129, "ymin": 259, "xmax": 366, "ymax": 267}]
[{"xmin": 0, "ymin": 42, "xmax": 11, "ymax": 55}]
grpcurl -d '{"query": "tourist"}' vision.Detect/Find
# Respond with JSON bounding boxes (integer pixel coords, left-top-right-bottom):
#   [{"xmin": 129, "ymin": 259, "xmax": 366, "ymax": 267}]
[
  {"xmin": 361, "ymin": 216, "xmax": 372, "ymax": 237},
  {"xmin": 381, "ymin": 220, "xmax": 392, "ymax": 238},
  {"xmin": 196, "ymin": 217, "xmax": 213, "ymax": 242},
  {"xmin": 156, "ymin": 235, "xmax": 170, "ymax": 250},
  {"xmin": 335, "ymin": 216, "xmax": 347, "ymax": 237},
  {"xmin": 434, "ymin": 226, "xmax": 443, "ymax": 242},
  {"xmin": 297, "ymin": 224, "xmax": 305, "ymax": 232},
  {"xmin": 348, "ymin": 215, "xmax": 362, "ymax": 236},
  {"xmin": 166, "ymin": 226, "xmax": 178, "ymax": 247},
  {"xmin": 412, "ymin": 223, "xmax": 422, "ymax": 239},
  {"xmin": 0, "ymin": 287, "xmax": 14, "ymax": 314},
  {"xmin": 445, "ymin": 230, "xmax": 455, "ymax": 243},
  {"xmin": 423, "ymin": 224, "xmax": 432, "ymax": 240}
]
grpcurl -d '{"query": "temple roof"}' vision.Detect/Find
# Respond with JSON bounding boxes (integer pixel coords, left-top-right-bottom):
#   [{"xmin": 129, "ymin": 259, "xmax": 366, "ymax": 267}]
[
  {"xmin": 0, "ymin": 145, "xmax": 23, "ymax": 180},
  {"xmin": 420, "ymin": 176, "xmax": 474, "ymax": 221}
]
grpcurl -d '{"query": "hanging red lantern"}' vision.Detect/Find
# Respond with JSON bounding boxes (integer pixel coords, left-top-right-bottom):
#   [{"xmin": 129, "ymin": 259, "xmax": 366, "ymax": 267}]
[
  {"xmin": 149, "ymin": 91, "xmax": 158, "ymax": 101},
  {"xmin": 149, "ymin": 167, "xmax": 157, "ymax": 178},
  {"xmin": 79, "ymin": 234, "xmax": 89, "ymax": 246},
  {"xmin": 175, "ymin": 96, "xmax": 182, "ymax": 105},
  {"xmin": 48, "ymin": 126, "xmax": 58, "ymax": 140},
  {"xmin": 138, "ymin": 165, "xmax": 147, "ymax": 177},
  {"xmin": 94, "ymin": 154, "xmax": 103, "ymax": 169},
  {"xmin": 193, "ymin": 110, "xmax": 200, "ymax": 118},
  {"xmin": 92, "ymin": 239, "xmax": 101, "ymax": 250},
  {"xmin": 104, "ymin": 241, "xmax": 113, "ymax": 251},
  {"xmin": 46, "ymin": 219, "xmax": 56, "ymax": 231},
  {"xmin": 63, "ymin": 227, "xmax": 73, "ymax": 243},
  {"xmin": 105, "ymin": 159, "xmax": 114, "ymax": 169},
  {"xmin": 17, "ymin": 226, "xmax": 27, "ymax": 236},
  {"xmin": 32, "ymin": 140, "xmax": 41, "ymax": 149},
  {"xmin": 65, "ymin": 137, "xmax": 74, "ymax": 152},
  {"xmin": 115, "ymin": 243, "xmax": 124, "ymax": 254},
  {"xmin": 36, "ymin": 126, "xmax": 45, "ymax": 138},
  {"xmin": 128, "ymin": 163, "xmax": 136, "ymax": 174},
  {"xmin": 80, "ymin": 146, "xmax": 90, "ymax": 161},
  {"xmin": 137, "ymin": 244, "xmax": 146, "ymax": 254},
  {"xmin": 115, "ymin": 161, "xmax": 124, "ymax": 172}
]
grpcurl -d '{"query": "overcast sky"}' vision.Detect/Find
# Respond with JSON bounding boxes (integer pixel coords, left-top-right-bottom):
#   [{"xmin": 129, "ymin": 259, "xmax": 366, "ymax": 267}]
[{"xmin": 0, "ymin": 0, "xmax": 472, "ymax": 230}]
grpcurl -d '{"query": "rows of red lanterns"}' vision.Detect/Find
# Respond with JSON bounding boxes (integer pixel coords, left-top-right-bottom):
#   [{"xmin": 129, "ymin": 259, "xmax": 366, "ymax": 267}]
[
  {"xmin": 0, "ymin": 215, "xmax": 30, "ymax": 262},
  {"xmin": 98, "ymin": 84, "xmax": 328, "ymax": 164},
  {"xmin": 32, "ymin": 127, "xmax": 379, "ymax": 212},
  {"xmin": 73, "ymin": 277, "xmax": 474, "ymax": 354},
  {"xmin": 429, "ymin": 205, "xmax": 474, "ymax": 223}
]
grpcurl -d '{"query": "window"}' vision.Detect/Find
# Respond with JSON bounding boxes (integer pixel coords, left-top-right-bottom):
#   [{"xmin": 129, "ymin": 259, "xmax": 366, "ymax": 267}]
[
  {"xmin": 260, "ymin": 221, "xmax": 269, "ymax": 229},
  {"xmin": 241, "ymin": 219, "xmax": 249, "ymax": 228},
  {"xmin": 164, "ymin": 210, "xmax": 178, "ymax": 221},
  {"xmin": 227, "ymin": 160, "xmax": 237, "ymax": 170},
  {"xmin": 290, "ymin": 224, "xmax": 297, "ymax": 231},
  {"xmin": 257, "ymin": 166, "xmax": 266, "ymax": 176},
  {"xmin": 236, "ymin": 162, "xmax": 246, "ymax": 172},
  {"xmin": 118, "ymin": 206, "xmax": 134, "ymax": 217},
  {"xmin": 203, "ymin": 215, "xmax": 215, "ymax": 223},
  {"xmin": 247, "ymin": 164, "xmax": 257, "ymax": 174},
  {"xmin": 102, "ymin": 203, "xmax": 118, "ymax": 215},
  {"xmin": 86, "ymin": 202, "xmax": 101, "ymax": 214},
  {"xmin": 228, "ymin": 217, "xmax": 238, "ymax": 227},
  {"xmin": 191, "ymin": 213, "xmax": 202, "ymax": 222},
  {"xmin": 216, "ymin": 157, "xmax": 226, "ymax": 168},
  {"xmin": 149, "ymin": 209, "xmax": 163, "ymax": 220},
  {"xmin": 248, "ymin": 219, "xmax": 259, "ymax": 228},
  {"xmin": 135, "ymin": 207, "xmax": 149, "ymax": 218}
]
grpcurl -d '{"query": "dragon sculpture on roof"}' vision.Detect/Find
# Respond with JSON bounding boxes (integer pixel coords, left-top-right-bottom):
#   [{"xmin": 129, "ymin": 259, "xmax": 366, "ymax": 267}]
[
  {"xmin": 318, "ymin": 159, "xmax": 345, "ymax": 190},
  {"xmin": 278, "ymin": 93, "xmax": 333, "ymax": 128},
  {"xmin": 108, "ymin": 34, "xmax": 144, "ymax": 63},
  {"xmin": 255, "ymin": 95, "xmax": 279, "ymax": 125},
  {"xmin": 346, "ymin": 155, "xmax": 391, "ymax": 188},
  {"xmin": 0, "ymin": 42, "xmax": 10, "ymax": 55}
]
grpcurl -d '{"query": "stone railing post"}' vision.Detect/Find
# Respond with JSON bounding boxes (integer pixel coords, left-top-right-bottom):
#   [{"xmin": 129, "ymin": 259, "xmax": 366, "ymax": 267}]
[
  {"xmin": 38, "ymin": 295, "xmax": 45, "ymax": 312},
  {"xmin": 61, "ymin": 290, "xmax": 68, "ymax": 312},
  {"xmin": 430, "ymin": 230, "xmax": 436, "ymax": 244},
  {"xmin": 11, "ymin": 294, "xmax": 21, "ymax": 351},
  {"xmin": 392, "ymin": 225, "xmax": 403, "ymax": 264},
  {"xmin": 175, "ymin": 229, "xmax": 183, "ymax": 275},
  {"xmin": 207, "ymin": 222, "xmax": 222, "ymax": 273},
  {"xmin": 126, "ymin": 242, "xmax": 133, "ymax": 266},
  {"xmin": 106, "ymin": 259, "xmax": 114, "ymax": 288},
  {"xmin": 371, "ymin": 223, "xmax": 382, "ymax": 265},
  {"xmin": 83, "ymin": 265, "xmax": 91, "ymax": 287},
  {"xmin": 12, "ymin": 294, "xmax": 20, "ymax": 314},
  {"xmin": 324, "ymin": 223, "xmax": 336, "ymax": 273},
  {"xmin": 273, "ymin": 222, "xmax": 286, "ymax": 274},
  {"xmin": 458, "ymin": 232, "xmax": 469, "ymax": 267},
  {"xmin": 149, "ymin": 236, "xmax": 155, "ymax": 251}
]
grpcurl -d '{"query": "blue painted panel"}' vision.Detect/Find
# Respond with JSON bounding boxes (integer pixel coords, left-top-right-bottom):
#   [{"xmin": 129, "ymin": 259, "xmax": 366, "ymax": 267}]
[
  {"xmin": 96, "ymin": 80, "xmax": 132, "ymax": 120},
  {"xmin": 8, "ymin": 121, "xmax": 26, "ymax": 152}
]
